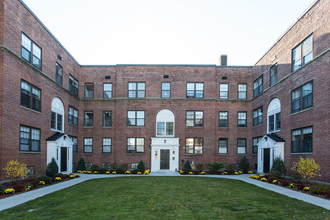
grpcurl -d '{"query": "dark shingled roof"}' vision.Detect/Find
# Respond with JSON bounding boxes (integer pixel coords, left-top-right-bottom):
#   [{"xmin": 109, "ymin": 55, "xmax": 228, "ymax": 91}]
[
  {"xmin": 266, "ymin": 133, "xmax": 285, "ymax": 142},
  {"xmin": 46, "ymin": 132, "xmax": 65, "ymax": 141}
]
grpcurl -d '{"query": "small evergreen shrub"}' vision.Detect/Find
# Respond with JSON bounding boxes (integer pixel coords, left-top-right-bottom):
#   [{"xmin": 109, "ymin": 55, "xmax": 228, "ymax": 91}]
[
  {"xmin": 271, "ymin": 157, "xmax": 286, "ymax": 177},
  {"xmin": 115, "ymin": 167, "xmax": 124, "ymax": 174},
  {"xmin": 311, "ymin": 184, "xmax": 329, "ymax": 194},
  {"xmin": 0, "ymin": 184, "xmax": 5, "ymax": 194},
  {"xmin": 137, "ymin": 161, "xmax": 145, "ymax": 172},
  {"xmin": 98, "ymin": 168, "xmax": 107, "ymax": 174},
  {"xmin": 55, "ymin": 173, "xmax": 66, "ymax": 179},
  {"xmin": 183, "ymin": 161, "xmax": 192, "ymax": 173},
  {"xmin": 76, "ymin": 158, "xmax": 86, "ymax": 171},
  {"xmin": 269, "ymin": 170, "xmax": 282, "ymax": 180},
  {"xmin": 207, "ymin": 162, "xmax": 225, "ymax": 170},
  {"xmin": 238, "ymin": 156, "xmax": 250, "ymax": 172},
  {"xmin": 280, "ymin": 180, "xmax": 290, "ymax": 186},
  {"xmin": 46, "ymin": 158, "xmax": 59, "ymax": 177},
  {"xmin": 38, "ymin": 175, "xmax": 52, "ymax": 184},
  {"xmin": 195, "ymin": 163, "xmax": 204, "ymax": 172},
  {"xmin": 91, "ymin": 165, "xmax": 99, "ymax": 172}
]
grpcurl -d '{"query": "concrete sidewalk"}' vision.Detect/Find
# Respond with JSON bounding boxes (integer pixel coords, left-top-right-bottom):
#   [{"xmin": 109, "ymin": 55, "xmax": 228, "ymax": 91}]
[{"xmin": 0, "ymin": 173, "xmax": 329, "ymax": 212}]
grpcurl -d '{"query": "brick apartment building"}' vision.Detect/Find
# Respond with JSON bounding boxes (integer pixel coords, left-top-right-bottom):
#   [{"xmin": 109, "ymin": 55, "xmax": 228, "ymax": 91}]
[{"xmin": 0, "ymin": 0, "xmax": 329, "ymax": 181}]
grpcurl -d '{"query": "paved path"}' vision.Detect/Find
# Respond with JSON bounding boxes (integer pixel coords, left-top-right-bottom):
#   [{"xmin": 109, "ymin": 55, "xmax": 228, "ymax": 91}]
[{"xmin": 0, "ymin": 173, "xmax": 329, "ymax": 212}]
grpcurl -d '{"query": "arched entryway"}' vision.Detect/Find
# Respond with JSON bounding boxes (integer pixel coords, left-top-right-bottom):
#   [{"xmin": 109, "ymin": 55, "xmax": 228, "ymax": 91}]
[{"xmin": 151, "ymin": 110, "xmax": 179, "ymax": 172}]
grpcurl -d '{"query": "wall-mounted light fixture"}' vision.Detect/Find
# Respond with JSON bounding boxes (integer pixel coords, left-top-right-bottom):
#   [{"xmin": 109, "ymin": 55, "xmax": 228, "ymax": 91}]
[
  {"xmin": 155, "ymin": 151, "xmax": 158, "ymax": 160},
  {"xmin": 172, "ymin": 150, "xmax": 175, "ymax": 160}
]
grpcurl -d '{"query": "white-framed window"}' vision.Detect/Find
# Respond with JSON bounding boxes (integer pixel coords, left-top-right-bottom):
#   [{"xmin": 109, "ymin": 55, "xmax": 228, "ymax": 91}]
[
  {"xmin": 237, "ymin": 138, "xmax": 246, "ymax": 154},
  {"xmin": 291, "ymin": 81, "xmax": 313, "ymax": 113},
  {"xmin": 267, "ymin": 98, "xmax": 281, "ymax": 133},
  {"xmin": 237, "ymin": 112, "xmax": 247, "ymax": 127},
  {"xmin": 270, "ymin": 64, "xmax": 277, "ymax": 86},
  {"xmin": 219, "ymin": 83, "xmax": 228, "ymax": 99},
  {"xmin": 253, "ymin": 76, "xmax": 263, "ymax": 97},
  {"xmin": 238, "ymin": 84, "xmax": 247, "ymax": 99},
  {"xmin": 185, "ymin": 137, "xmax": 203, "ymax": 154},
  {"xmin": 21, "ymin": 33, "xmax": 42, "ymax": 70},
  {"xmin": 127, "ymin": 111, "xmax": 145, "ymax": 126},
  {"xmin": 103, "ymin": 83, "xmax": 112, "ymax": 99},
  {"xmin": 292, "ymin": 127, "xmax": 312, "ymax": 153},
  {"xmin": 292, "ymin": 34, "xmax": 313, "ymax": 72},
  {"xmin": 69, "ymin": 75, "xmax": 79, "ymax": 96},
  {"xmin": 156, "ymin": 109, "xmax": 175, "ymax": 137},
  {"xmin": 161, "ymin": 82, "xmax": 171, "ymax": 98},
  {"xmin": 102, "ymin": 138, "xmax": 112, "ymax": 153},
  {"xmin": 84, "ymin": 138, "xmax": 93, "ymax": 153},
  {"xmin": 218, "ymin": 139, "xmax": 228, "ymax": 154},
  {"xmin": 128, "ymin": 82, "xmax": 145, "ymax": 98},
  {"xmin": 186, "ymin": 111, "xmax": 203, "ymax": 127},
  {"xmin": 68, "ymin": 106, "xmax": 78, "ymax": 125},
  {"xmin": 69, "ymin": 136, "xmax": 78, "ymax": 153},
  {"xmin": 253, "ymin": 107, "xmax": 263, "ymax": 126},
  {"xmin": 20, "ymin": 125, "xmax": 40, "ymax": 152},
  {"xmin": 127, "ymin": 138, "xmax": 144, "ymax": 153},
  {"xmin": 252, "ymin": 137, "xmax": 262, "ymax": 154},
  {"xmin": 51, "ymin": 97, "xmax": 64, "ymax": 132},
  {"xmin": 187, "ymin": 82, "xmax": 204, "ymax": 98}
]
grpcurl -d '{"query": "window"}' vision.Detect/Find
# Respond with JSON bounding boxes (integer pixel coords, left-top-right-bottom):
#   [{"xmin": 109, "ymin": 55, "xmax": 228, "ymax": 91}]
[
  {"xmin": 252, "ymin": 137, "xmax": 262, "ymax": 154},
  {"xmin": 187, "ymin": 82, "xmax": 204, "ymax": 98},
  {"xmin": 26, "ymin": 166, "xmax": 35, "ymax": 176},
  {"xmin": 84, "ymin": 83, "xmax": 94, "ymax": 98},
  {"xmin": 238, "ymin": 84, "xmax": 247, "ymax": 99},
  {"xmin": 85, "ymin": 163, "xmax": 92, "ymax": 170},
  {"xmin": 102, "ymin": 163, "xmax": 111, "ymax": 170},
  {"xmin": 21, "ymin": 80, "xmax": 41, "ymax": 112},
  {"xmin": 127, "ymin": 111, "xmax": 144, "ymax": 126},
  {"xmin": 21, "ymin": 33, "xmax": 42, "ymax": 70},
  {"xmin": 237, "ymin": 112, "xmax": 247, "ymax": 127},
  {"xmin": 292, "ymin": 127, "xmax": 312, "ymax": 153},
  {"xmin": 51, "ymin": 98, "xmax": 64, "ymax": 132},
  {"xmin": 219, "ymin": 84, "xmax": 228, "ymax": 99},
  {"xmin": 161, "ymin": 82, "xmax": 171, "ymax": 98},
  {"xmin": 68, "ymin": 106, "xmax": 78, "ymax": 125},
  {"xmin": 20, "ymin": 125, "xmax": 40, "ymax": 152},
  {"xmin": 292, "ymin": 34, "xmax": 313, "ymax": 72},
  {"xmin": 128, "ymin": 82, "xmax": 145, "ymax": 98},
  {"xmin": 237, "ymin": 138, "xmax": 246, "ymax": 154},
  {"xmin": 253, "ymin": 76, "xmax": 263, "ymax": 97},
  {"xmin": 157, "ymin": 122, "xmax": 174, "ymax": 136},
  {"xmin": 84, "ymin": 138, "xmax": 93, "ymax": 153},
  {"xmin": 84, "ymin": 111, "xmax": 93, "ymax": 127},
  {"xmin": 102, "ymin": 138, "xmax": 112, "ymax": 153},
  {"xmin": 218, "ymin": 139, "xmax": 228, "ymax": 154},
  {"xmin": 292, "ymin": 81, "xmax": 313, "ymax": 113},
  {"xmin": 55, "ymin": 63, "xmax": 63, "ymax": 85},
  {"xmin": 270, "ymin": 64, "xmax": 277, "ymax": 86},
  {"xmin": 156, "ymin": 109, "xmax": 175, "ymax": 137},
  {"xmin": 131, "ymin": 163, "xmax": 138, "ymax": 169},
  {"xmin": 103, "ymin": 83, "xmax": 112, "ymax": 99},
  {"xmin": 103, "ymin": 111, "xmax": 112, "ymax": 127},
  {"xmin": 69, "ymin": 136, "xmax": 78, "ymax": 153},
  {"xmin": 267, "ymin": 98, "xmax": 281, "ymax": 133},
  {"xmin": 186, "ymin": 111, "xmax": 203, "ymax": 127},
  {"xmin": 127, "ymin": 138, "xmax": 144, "ymax": 153},
  {"xmin": 185, "ymin": 138, "xmax": 203, "ymax": 154},
  {"xmin": 219, "ymin": 112, "xmax": 228, "ymax": 127},
  {"xmin": 69, "ymin": 75, "xmax": 79, "ymax": 96},
  {"xmin": 253, "ymin": 108, "xmax": 263, "ymax": 126}
]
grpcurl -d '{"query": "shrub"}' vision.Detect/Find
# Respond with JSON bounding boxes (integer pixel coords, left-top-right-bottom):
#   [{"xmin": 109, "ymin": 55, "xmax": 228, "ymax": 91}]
[
  {"xmin": 76, "ymin": 158, "xmax": 86, "ymax": 171},
  {"xmin": 280, "ymin": 180, "xmax": 290, "ymax": 186},
  {"xmin": 182, "ymin": 161, "xmax": 192, "ymax": 173},
  {"xmin": 271, "ymin": 157, "xmax": 286, "ymax": 177},
  {"xmin": 325, "ymin": 191, "xmax": 330, "ymax": 198},
  {"xmin": 195, "ymin": 163, "xmax": 204, "ymax": 172},
  {"xmin": 120, "ymin": 164, "xmax": 128, "ymax": 171},
  {"xmin": 91, "ymin": 165, "xmax": 99, "ymax": 172},
  {"xmin": 269, "ymin": 170, "xmax": 282, "ymax": 180},
  {"xmin": 292, "ymin": 157, "xmax": 321, "ymax": 182},
  {"xmin": 297, "ymin": 184, "xmax": 307, "ymax": 190},
  {"xmin": 55, "ymin": 173, "xmax": 66, "ymax": 179},
  {"xmin": 226, "ymin": 164, "xmax": 236, "ymax": 171},
  {"xmin": 0, "ymin": 184, "xmax": 5, "ymax": 194},
  {"xmin": 208, "ymin": 169, "xmax": 218, "ymax": 174},
  {"xmin": 46, "ymin": 158, "xmax": 59, "ymax": 177},
  {"xmin": 38, "ymin": 175, "xmax": 52, "ymax": 184},
  {"xmin": 98, "ymin": 168, "xmax": 107, "ymax": 174},
  {"xmin": 3, "ymin": 160, "xmax": 30, "ymax": 184},
  {"xmin": 137, "ymin": 161, "xmax": 145, "ymax": 172},
  {"xmin": 110, "ymin": 163, "xmax": 118, "ymax": 170},
  {"xmin": 115, "ymin": 167, "xmax": 124, "ymax": 174},
  {"xmin": 310, "ymin": 184, "xmax": 329, "ymax": 194},
  {"xmin": 13, "ymin": 185, "xmax": 25, "ymax": 192},
  {"xmin": 238, "ymin": 156, "xmax": 250, "ymax": 172},
  {"xmin": 207, "ymin": 162, "xmax": 225, "ymax": 170}
]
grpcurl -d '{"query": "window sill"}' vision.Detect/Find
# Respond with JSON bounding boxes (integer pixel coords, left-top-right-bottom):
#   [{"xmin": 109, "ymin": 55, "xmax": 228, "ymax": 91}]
[
  {"xmin": 290, "ymin": 152, "xmax": 312, "ymax": 155},
  {"xmin": 217, "ymin": 153, "xmax": 228, "ymax": 155},
  {"xmin": 185, "ymin": 126, "xmax": 204, "ymax": 128},
  {"xmin": 291, "ymin": 107, "xmax": 313, "ymax": 116},
  {"xmin": 83, "ymin": 126, "xmax": 94, "ymax": 128},
  {"xmin": 20, "ymin": 106, "xmax": 41, "ymax": 114},
  {"xmin": 51, "ymin": 128, "xmax": 63, "ymax": 132},
  {"xmin": 127, "ymin": 126, "xmax": 145, "ymax": 128},
  {"xmin": 126, "ymin": 152, "xmax": 145, "ymax": 155},
  {"xmin": 102, "ymin": 126, "xmax": 113, "ymax": 128},
  {"xmin": 83, "ymin": 152, "xmax": 93, "ymax": 154},
  {"xmin": 219, "ymin": 126, "xmax": 229, "ymax": 128},
  {"xmin": 238, "ymin": 126, "xmax": 247, "ymax": 128},
  {"xmin": 68, "ymin": 123, "xmax": 78, "ymax": 127},
  {"xmin": 20, "ymin": 151, "xmax": 41, "ymax": 154},
  {"xmin": 253, "ymin": 124, "xmax": 263, "ymax": 128},
  {"xmin": 184, "ymin": 154, "xmax": 203, "ymax": 156},
  {"xmin": 102, "ymin": 152, "xmax": 112, "ymax": 154}
]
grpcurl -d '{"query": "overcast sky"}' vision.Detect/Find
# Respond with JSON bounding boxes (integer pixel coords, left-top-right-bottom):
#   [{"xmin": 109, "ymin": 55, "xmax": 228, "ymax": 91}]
[{"xmin": 23, "ymin": 0, "xmax": 316, "ymax": 66}]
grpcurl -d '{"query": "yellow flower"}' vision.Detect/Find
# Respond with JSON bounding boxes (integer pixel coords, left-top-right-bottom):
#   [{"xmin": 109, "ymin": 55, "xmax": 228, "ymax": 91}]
[
  {"xmin": 69, "ymin": 174, "xmax": 75, "ymax": 178},
  {"xmin": 234, "ymin": 172, "xmax": 239, "ymax": 175},
  {"xmin": 290, "ymin": 183, "xmax": 295, "ymax": 188},
  {"xmin": 222, "ymin": 171, "xmax": 227, "ymax": 175},
  {"xmin": 238, "ymin": 171, "xmax": 243, "ymax": 174},
  {"xmin": 125, "ymin": 171, "xmax": 131, "ymax": 174},
  {"xmin": 248, "ymin": 171, "xmax": 253, "ymax": 174},
  {"xmin": 5, "ymin": 188, "xmax": 15, "ymax": 194},
  {"xmin": 137, "ymin": 172, "xmax": 142, "ymax": 175},
  {"xmin": 87, "ymin": 171, "xmax": 92, "ymax": 174},
  {"xmin": 254, "ymin": 176, "xmax": 260, "ymax": 180},
  {"xmin": 112, "ymin": 171, "xmax": 117, "ymax": 174},
  {"xmin": 75, "ymin": 174, "xmax": 80, "ymax": 177},
  {"xmin": 201, "ymin": 171, "xmax": 206, "ymax": 175},
  {"xmin": 249, "ymin": 175, "xmax": 254, "ymax": 178},
  {"xmin": 272, "ymin": 180, "xmax": 278, "ymax": 184},
  {"xmin": 39, "ymin": 181, "xmax": 45, "ymax": 185},
  {"xmin": 261, "ymin": 177, "xmax": 267, "ymax": 182},
  {"xmin": 303, "ymin": 187, "xmax": 310, "ymax": 191},
  {"xmin": 188, "ymin": 172, "xmax": 193, "ymax": 175},
  {"xmin": 106, "ymin": 171, "xmax": 110, "ymax": 174},
  {"xmin": 77, "ymin": 170, "xmax": 82, "ymax": 173},
  {"xmin": 144, "ymin": 170, "xmax": 150, "ymax": 175},
  {"xmin": 55, "ymin": 177, "xmax": 62, "ymax": 181}
]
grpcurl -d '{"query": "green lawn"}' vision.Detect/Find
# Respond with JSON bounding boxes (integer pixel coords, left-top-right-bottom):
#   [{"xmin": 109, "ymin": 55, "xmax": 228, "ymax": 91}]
[{"xmin": 1, "ymin": 177, "xmax": 329, "ymax": 219}]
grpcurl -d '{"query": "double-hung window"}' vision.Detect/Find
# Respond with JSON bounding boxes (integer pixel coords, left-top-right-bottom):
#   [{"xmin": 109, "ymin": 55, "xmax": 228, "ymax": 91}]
[
  {"xmin": 127, "ymin": 138, "xmax": 144, "ymax": 153},
  {"xmin": 102, "ymin": 138, "xmax": 112, "ymax": 153},
  {"xmin": 237, "ymin": 112, "xmax": 247, "ymax": 127},
  {"xmin": 157, "ymin": 122, "xmax": 174, "ymax": 136},
  {"xmin": 219, "ymin": 84, "xmax": 228, "ymax": 99},
  {"xmin": 270, "ymin": 64, "xmax": 277, "ymax": 86},
  {"xmin": 68, "ymin": 106, "xmax": 78, "ymax": 125},
  {"xmin": 51, "ymin": 112, "xmax": 63, "ymax": 131},
  {"xmin": 291, "ymin": 81, "xmax": 313, "ymax": 113},
  {"xmin": 252, "ymin": 137, "xmax": 262, "ymax": 154},
  {"xmin": 84, "ymin": 111, "xmax": 93, "ymax": 127},
  {"xmin": 69, "ymin": 136, "xmax": 78, "ymax": 153},
  {"xmin": 128, "ymin": 82, "xmax": 145, "ymax": 98},
  {"xmin": 21, "ymin": 33, "xmax": 42, "ymax": 70},
  {"xmin": 187, "ymin": 83, "xmax": 204, "ymax": 98},
  {"xmin": 292, "ymin": 34, "xmax": 313, "ymax": 72},
  {"xmin": 238, "ymin": 84, "xmax": 247, "ymax": 99},
  {"xmin": 218, "ymin": 138, "xmax": 228, "ymax": 154},
  {"xmin": 69, "ymin": 75, "xmax": 79, "ymax": 96},
  {"xmin": 84, "ymin": 138, "xmax": 93, "ymax": 153},
  {"xmin": 127, "ymin": 111, "xmax": 145, "ymax": 126},
  {"xmin": 21, "ymin": 80, "xmax": 41, "ymax": 112},
  {"xmin": 55, "ymin": 63, "xmax": 63, "ymax": 85},
  {"xmin": 219, "ymin": 112, "xmax": 228, "ymax": 127},
  {"xmin": 185, "ymin": 138, "xmax": 203, "ymax": 154},
  {"xmin": 20, "ymin": 125, "xmax": 40, "ymax": 152},
  {"xmin": 161, "ymin": 82, "xmax": 171, "ymax": 98},
  {"xmin": 253, "ymin": 108, "xmax": 263, "ymax": 126},
  {"xmin": 292, "ymin": 127, "xmax": 312, "ymax": 153},
  {"xmin": 103, "ymin": 83, "xmax": 112, "ymax": 99},
  {"xmin": 186, "ymin": 111, "xmax": 203, "ymax": 127},
  {"xmin": 237, "ymin": 138, "xmax": 246, "ymax": 154},
  {"xmin": 84, "ymin": 83, "xmax": 94, "ymax": 98},
  {"xmin": 253, "ymin": 76, "xmax": 263, "ymax": 97},
  {"xmin": 103, "ymin": 111, "xmax": 112, "ymax": 127}
]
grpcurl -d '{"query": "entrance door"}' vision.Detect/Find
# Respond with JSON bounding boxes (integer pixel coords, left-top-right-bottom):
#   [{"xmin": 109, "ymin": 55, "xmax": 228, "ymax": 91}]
[
  {"xmin": 61, "ymin": 147, "xmax": 67, "ymax": 172},
  {"xmin": 160, "ymin": 149, "xmax": 170, "ymax": 170},
  {"xmin": 263, "ymin": 148, "xmax": 270, "ymax": 173}
]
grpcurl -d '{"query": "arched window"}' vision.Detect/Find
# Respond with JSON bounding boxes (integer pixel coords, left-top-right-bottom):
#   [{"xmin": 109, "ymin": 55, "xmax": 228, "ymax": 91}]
[
  {"xmin": 51, "ymin": 97, "xmax": 64, "ymax": 132},
  {"xmin": 156, "ymin": 110, "xmax": 174, "ymax": 137},
  {"xmin": 267, "ymin": 98, "xmax": 281, "ymax": 133}
]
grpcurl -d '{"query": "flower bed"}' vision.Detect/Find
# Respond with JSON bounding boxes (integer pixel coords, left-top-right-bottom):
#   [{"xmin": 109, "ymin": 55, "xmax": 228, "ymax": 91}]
[
  {"xmin": 0, "ymin": 173, "xmax": 80, "ymax": 199},
  {"xmin": 77, "ymin": 169, "xmax": 150, "ymax": 175},
  {"xmin": 179, "ymin": 170, "xmax": 251, "ymax": 175},
  {"xmin": 249, "ymin": 174, "xmax": 330, "ymax": 200}
]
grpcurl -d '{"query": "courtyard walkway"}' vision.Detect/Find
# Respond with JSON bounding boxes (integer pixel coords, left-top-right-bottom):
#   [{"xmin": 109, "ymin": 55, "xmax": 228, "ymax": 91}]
[{"xmin": 0, "ymin": 173, "xmax": 329, "ymax": 211}]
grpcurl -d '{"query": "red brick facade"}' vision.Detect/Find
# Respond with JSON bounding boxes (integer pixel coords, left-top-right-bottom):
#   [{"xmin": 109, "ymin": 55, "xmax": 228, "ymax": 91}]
[{"xmin": 0, "ymin": 0, "xmax": 329, "ymax": 181}]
